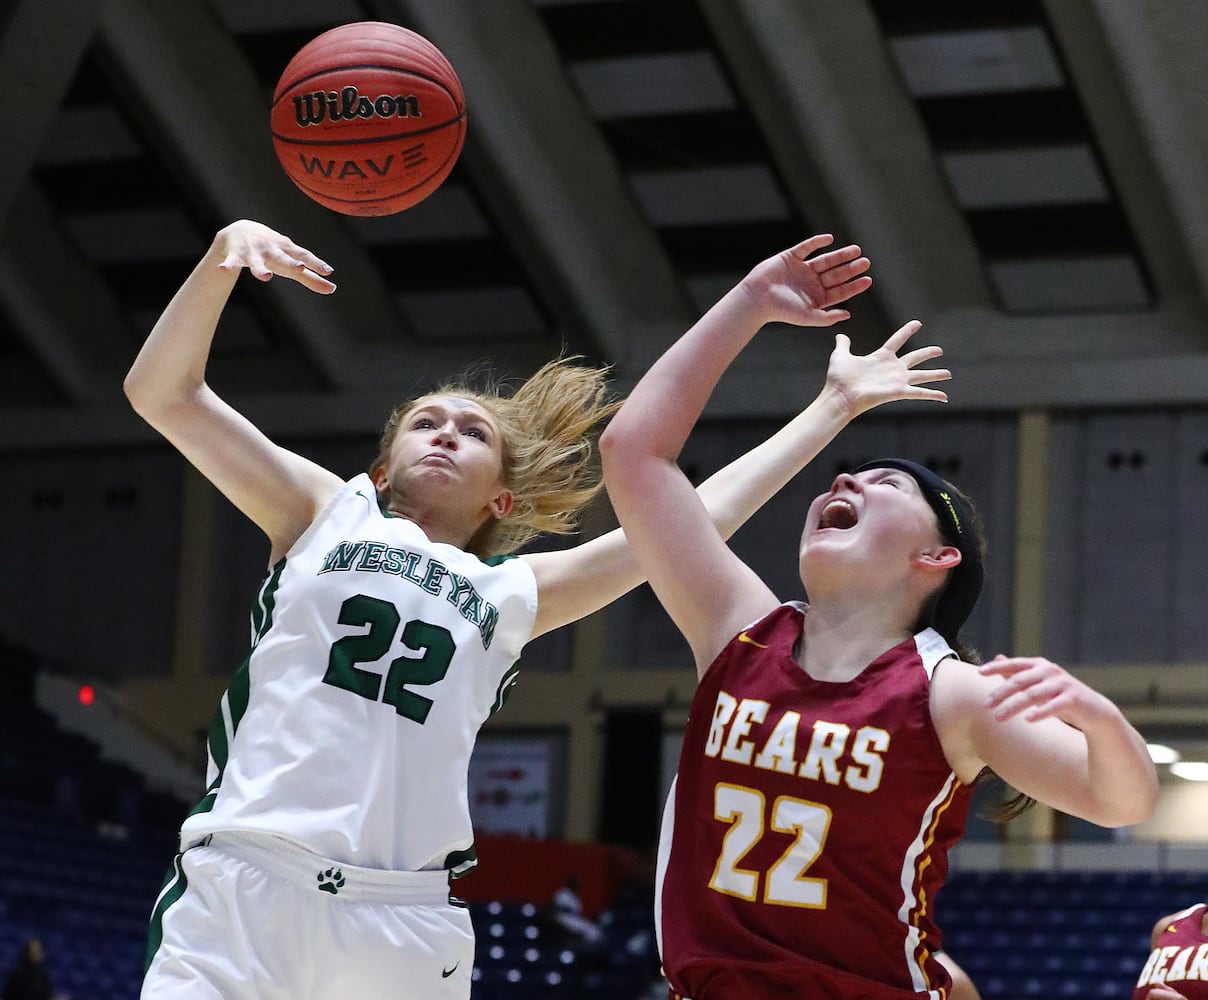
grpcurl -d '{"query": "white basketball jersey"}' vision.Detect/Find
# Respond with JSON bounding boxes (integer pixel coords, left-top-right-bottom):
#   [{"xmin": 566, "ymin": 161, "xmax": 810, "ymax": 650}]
[{"xmin": 179, "ymin": 474, "xmax": 538, "ymax": 873}]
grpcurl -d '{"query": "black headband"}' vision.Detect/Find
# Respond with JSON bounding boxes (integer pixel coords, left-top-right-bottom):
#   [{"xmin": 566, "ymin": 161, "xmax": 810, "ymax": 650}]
[{"xmin": 851, "ymin": 458, "xmax": 984, "ymax": 643}]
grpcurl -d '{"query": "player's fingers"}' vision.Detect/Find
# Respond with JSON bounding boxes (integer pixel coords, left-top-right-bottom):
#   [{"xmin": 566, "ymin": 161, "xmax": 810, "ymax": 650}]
[
  {"xmin": 820, "ymin": 256, "xmax": 871, "ymax": 287},
  {"xmin": 987, "ymin": 673, "xmax": 1051, "ymax": 716},
  {"xmin": 979, "ymin": 656, "xmax": 1023, "ymax": 677},
  {"xmin": 246, "ymin": 255, "xmax": 275, "ymax": 282},
  {"xmin": 985, "ymin": 667, "xmax": 1045, "ymax": 708},
  {"xmin": 908, "ymin": 367, "xmax": 951, "ymax": 385},
  {"xmin": 826, "ymin": 276, "xmax": 872, "ymax": 305},
  {"xmin": 788, "ymin": 234, "xmax": 835, "ymax": 259},
  {"xmin": 907, "ymin": 387, "xmax": 949, "ymax": 403},
  {"xmin": 1022, "ymin": 682, "xmax": 1076, "ymax": 721},
  {"xmin": 1024, "ymin": 700, "xmax": 1064, "ymax": 722},
  {"xmin": 813, "ymin": 244, "xmax": 865, "ymax": 268},
  {"xmin": 293, "ymin": 269, "xmax": 338, "ymax": 295},
  {"xmin": 882, "ymin": 320, "xmax": 923, "ymax": 352},
  {"xmin": 899, "ymin": 345, "xmax": 943, "ymax": 368},
  {"xmin": 813, "ymin": 308, "xmax": 851, "ymax": 326},
  {"xmin": 987, "ymin": 691, "xmax": 1030, "ymax": 720},
  {"xmin": 283, "ymin": 243, "xmax": 334, "ymax": 275}
]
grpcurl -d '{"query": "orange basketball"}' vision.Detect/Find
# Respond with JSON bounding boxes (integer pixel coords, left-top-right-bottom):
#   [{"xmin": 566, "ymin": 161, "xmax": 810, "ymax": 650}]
[{"xmin": 270, "ymin": 22, "xmax": 466, "ymax": 217}]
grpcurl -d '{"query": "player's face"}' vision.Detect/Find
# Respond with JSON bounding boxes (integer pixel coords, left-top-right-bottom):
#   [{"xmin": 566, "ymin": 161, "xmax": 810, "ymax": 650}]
[
  {"xmin": 380, "ymin": 395, "xmax": 511, "ymax": 515},
  {"xmin": 800, "ymin": 468, "xmax": 944, "ymax": 579}
]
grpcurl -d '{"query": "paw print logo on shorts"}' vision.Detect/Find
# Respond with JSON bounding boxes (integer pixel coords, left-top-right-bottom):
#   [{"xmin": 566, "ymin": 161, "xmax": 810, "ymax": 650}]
[{"xmin": 317, "ymin": 867, "xmax": 346, "ymax": 895}]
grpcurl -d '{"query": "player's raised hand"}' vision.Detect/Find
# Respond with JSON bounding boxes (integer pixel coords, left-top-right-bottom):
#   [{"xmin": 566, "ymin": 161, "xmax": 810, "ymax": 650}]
[
  {"xmin": 825, "ymin": 320, "xmax": 950, "ymax": 418},
  {"xmin": 214, "ymin": 219, "xmax": 336, "ymax": 294},
  {"xmin": 740, "ymin": 234, "xmax": 872, "ymax": 328}
]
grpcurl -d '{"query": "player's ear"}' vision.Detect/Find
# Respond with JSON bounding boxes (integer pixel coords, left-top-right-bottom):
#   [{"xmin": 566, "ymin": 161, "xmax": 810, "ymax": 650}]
[
  {"xmin": 489, "ymin": 488, "xmax": 514, "ymax": 520},
  {"xmin": 915, "ymin": 545, "xmax": 961, "ymax": 571}
]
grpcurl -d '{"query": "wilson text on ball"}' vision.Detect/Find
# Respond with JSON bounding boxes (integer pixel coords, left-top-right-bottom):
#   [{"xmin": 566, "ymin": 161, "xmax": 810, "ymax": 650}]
[{"xmin": 293, "ymin": 86, "xmax": 423, "ymax": 128}]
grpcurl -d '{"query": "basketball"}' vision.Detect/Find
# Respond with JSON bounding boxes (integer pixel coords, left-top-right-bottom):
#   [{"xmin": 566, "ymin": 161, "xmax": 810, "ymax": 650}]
[{"xmin": 270, "ymin": 22, "xmax": 466, "ymax": 217}]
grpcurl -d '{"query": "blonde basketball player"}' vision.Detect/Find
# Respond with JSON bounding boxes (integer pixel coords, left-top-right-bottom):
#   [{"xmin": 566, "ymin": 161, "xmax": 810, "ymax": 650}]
[{"xmin": 128, "ymin": 219, "xmax": 940, "ymax": 1000}]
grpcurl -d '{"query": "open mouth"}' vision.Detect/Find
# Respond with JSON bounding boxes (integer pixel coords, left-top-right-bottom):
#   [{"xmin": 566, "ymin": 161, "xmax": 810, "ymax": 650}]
[{"xmin": 818, "ymin": 498, "xmax": 857, "ymax": 530}]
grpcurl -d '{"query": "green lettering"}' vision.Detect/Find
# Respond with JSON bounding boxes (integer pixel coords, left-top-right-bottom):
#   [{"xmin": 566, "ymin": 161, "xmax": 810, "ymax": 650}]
[
  {"xmin": 319, "ymin": 541, "xmax": 366, "ymax": 573},
  {"xmin": 357, "ymin": 541, "xmax": 386, "ymax": 572},
  {"xmin": 381, "ymin": 546, "xmax": 406, "ymax": 575},
  {"xmin": 421, "ymin": 559, "xmax": 448, "ymax": 595},
  {"xmin": 401, "ymin": 551, "xmax": 425, "ymax": 585}
]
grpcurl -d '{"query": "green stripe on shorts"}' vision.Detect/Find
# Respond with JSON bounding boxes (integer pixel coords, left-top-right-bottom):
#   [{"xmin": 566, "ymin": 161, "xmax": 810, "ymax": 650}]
[{"xmin": 144, "ymin": 851, "xmax": 188, "ymax": 972}]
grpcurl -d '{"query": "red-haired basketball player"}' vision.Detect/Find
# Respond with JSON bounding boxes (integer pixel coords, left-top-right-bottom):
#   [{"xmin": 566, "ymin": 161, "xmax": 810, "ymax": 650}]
[
  {"xmin": 601, "ymin": 235, "xmax": 1159, "ymax": 1000},
  {"xmin": 1133, "ymin": 903, "xmax": 1208, "ymax": 1000}
]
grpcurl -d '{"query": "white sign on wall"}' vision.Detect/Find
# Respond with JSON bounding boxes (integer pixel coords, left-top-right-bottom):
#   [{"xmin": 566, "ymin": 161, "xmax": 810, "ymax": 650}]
[{"xmin": 468, "ymin": 735, "xmax": 557, "ymax": 838}]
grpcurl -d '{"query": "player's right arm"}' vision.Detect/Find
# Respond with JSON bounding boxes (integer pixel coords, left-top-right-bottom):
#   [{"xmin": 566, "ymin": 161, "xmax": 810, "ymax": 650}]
[
  {"xmin": 124, "ymin": 220, "xmax": 343, "ymax": 561},
  {"xmin": 602, "ymin": 236, "xmax": 895, "ymax": 672}
]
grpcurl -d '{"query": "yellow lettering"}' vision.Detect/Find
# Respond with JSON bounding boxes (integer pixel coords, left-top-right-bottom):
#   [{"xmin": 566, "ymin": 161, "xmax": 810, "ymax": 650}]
[
  {"xmin": 721, "ymin": 699, "xmax": 768, "ymax": 766},
  {"xmin": 798, "ymin": 722, "xmax": 849, "ymax": 785},
  {"xmin": 1137, "ymin": 949, "xmax": 1161, "ymax": 986},
  {"xmin": 1151, "ymin": 946, "xmax": 1180, "ymax": 984},
  {"xmin": 845, "ymin": 727, "xmax": 889, "ymax": 792},
  {"xmin": 1187, "ymin": 943, "xmax": 1208, "ymax": 979},
  {"xmin": 705, "ymin": 692, "xmax": 738, "ymax": 757},
  {"xmin": 753, "ymin": 711, "xmax": 801, "ymax": 774},
  {"xmin": 1168, "ymin": 946, "xmax": 1193, "ymax": 981}
]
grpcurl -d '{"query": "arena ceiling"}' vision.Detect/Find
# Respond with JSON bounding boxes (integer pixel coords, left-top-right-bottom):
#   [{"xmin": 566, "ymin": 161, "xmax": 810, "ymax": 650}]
[{"xmin": 3, "ymin": 0, "xmax": 1208, "ymax": 452}]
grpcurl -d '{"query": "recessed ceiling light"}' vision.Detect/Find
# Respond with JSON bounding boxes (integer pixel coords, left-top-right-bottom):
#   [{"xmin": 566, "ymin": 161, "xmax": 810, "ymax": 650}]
[
  {"xmin": 1147, "ymin": 743, "xmax": 1182, "ymax": 764},
  {"xmin": 1170, "ymin": 761, "xmax": 1208, "ymax": 782}
]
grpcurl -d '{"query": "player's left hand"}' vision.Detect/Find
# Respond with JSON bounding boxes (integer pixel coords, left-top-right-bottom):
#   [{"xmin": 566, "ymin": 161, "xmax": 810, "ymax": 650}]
[
  {"xmin": 980, "ymin": 654, "xmax": 1116, "ymax": 728},
  {"xmin": 740, "ymin": 234, "xmax": 872, "ymax": 327}
]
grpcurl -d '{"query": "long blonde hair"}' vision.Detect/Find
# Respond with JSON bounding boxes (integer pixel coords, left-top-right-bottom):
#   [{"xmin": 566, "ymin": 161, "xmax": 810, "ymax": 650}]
[{"xmin": 369, "ymin": 356, "xmax": 620, "ymax": 558}]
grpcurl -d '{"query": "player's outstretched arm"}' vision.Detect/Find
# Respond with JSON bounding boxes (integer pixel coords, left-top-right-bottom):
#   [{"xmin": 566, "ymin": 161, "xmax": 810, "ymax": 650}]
[
  {"xmin": 532, "ymin": 238, "xmax": 947, "ymax": 648},
  {"xmin": 124, "ymin": 220, "xmax": 343, "ymax": 560},
  {"xmin": 695, "ymin": 319, "xmax": 948, "ymax": 537}
]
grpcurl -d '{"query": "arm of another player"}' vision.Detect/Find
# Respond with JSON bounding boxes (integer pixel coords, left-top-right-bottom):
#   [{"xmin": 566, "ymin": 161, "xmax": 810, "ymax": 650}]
[
  {"xmin": 532, "ymin": 236, "xmax": 866, "ymax": 642},
  {"xmin": 932, "ymin": 654, "xmax": 1158, "ymax": 827},
  {"xmin": 526, "ymin": 318, "xmax": 948, "ymax": 642},
  {"xmin": 601, "ymin": 237, "xmax": 878, "ymax": 666},
  {"xmin": 597, "ymin": 236, "xmax": 943, "ymax": 668},
  {"xmin": 934, "ymin": 952, "xmax": 982, "ymax": 1000},
  {"xmin": 124, "ymin": 220, "xmax": 344, "ymax": 561}
]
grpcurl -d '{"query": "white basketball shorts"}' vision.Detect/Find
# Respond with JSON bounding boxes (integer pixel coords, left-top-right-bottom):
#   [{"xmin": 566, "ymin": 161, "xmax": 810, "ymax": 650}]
[{"xmin": 141, "ymin": 832, "xmax": 475, "ymax": 1000}]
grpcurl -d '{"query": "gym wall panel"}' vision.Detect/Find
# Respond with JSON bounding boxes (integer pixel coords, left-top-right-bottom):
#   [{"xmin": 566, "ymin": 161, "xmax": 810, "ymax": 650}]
[
  {"xmin": 1170, "ymin": 411, "xmax": 1208, "ymax": 661},
  {"xmin": 1045, "ymin": 411, "xmax": 1174, "ymax": 664},
  {"xmin": 0, "ymin": 448, "xmax": 182, "ymax": 678}
]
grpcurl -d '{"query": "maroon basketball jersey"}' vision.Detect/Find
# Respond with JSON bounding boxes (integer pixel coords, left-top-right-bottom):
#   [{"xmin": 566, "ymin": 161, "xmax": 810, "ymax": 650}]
[
  {"xmin": 656, "ymin": 602, "xmax": 973, "ymax": 1000},
  {"xmin": 1133, "ymin": 903, "xmax": 1208, "ymax": 999}
]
